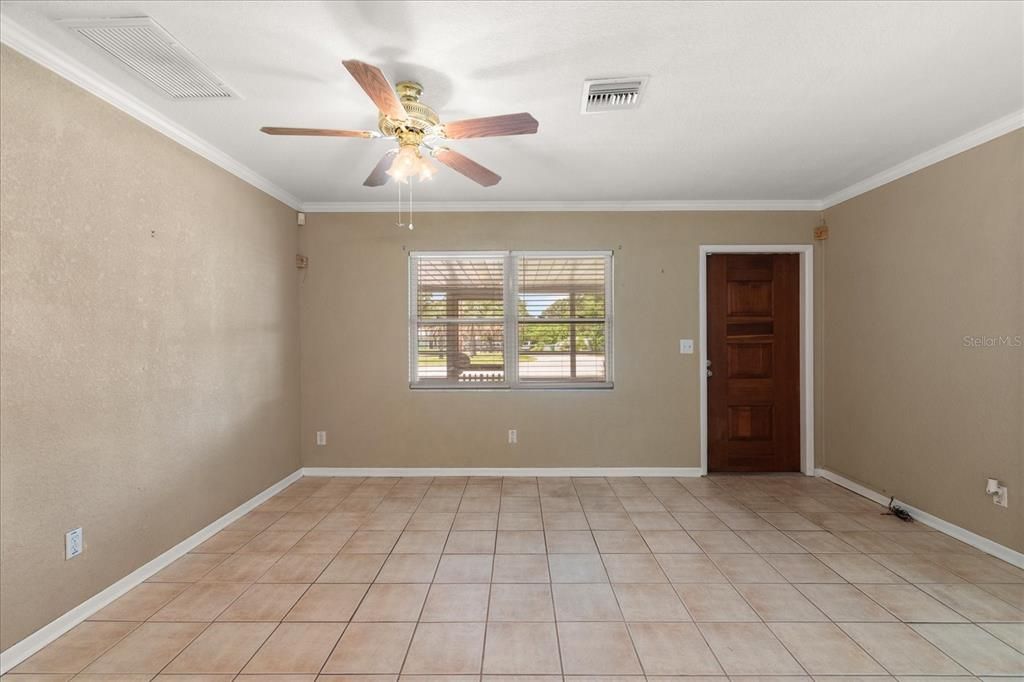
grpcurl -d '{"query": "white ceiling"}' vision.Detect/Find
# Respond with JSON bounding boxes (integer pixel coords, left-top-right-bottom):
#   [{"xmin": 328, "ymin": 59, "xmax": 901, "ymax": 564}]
[{"xmin": 2, "ymin": 0, "xmax": 1022, "ymax": 208}]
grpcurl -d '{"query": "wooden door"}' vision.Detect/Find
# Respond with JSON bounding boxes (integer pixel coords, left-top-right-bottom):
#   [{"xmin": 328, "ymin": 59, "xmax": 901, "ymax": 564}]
[{"xmin": 707, "ymin": 253, "xmax": 800, "ymax": 472}]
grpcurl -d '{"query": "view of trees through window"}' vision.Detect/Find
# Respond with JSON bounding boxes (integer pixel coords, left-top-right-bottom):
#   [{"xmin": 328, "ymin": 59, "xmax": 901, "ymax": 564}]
[{"xmin": 519, "ymin": 293, "xmax": 606, "ymax": 349}]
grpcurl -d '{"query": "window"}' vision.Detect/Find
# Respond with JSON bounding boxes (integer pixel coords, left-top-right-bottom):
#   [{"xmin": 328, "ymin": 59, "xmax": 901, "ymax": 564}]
[
  {"xmin": 412, "ymin": 254, "xmax": 508, "ymax": 386},
  {"xmin": 410, "ymin": 251, "xmax": 612, "ymax": 388},
  {"xmin": 517, "ymin": 254, "xmax": 609, "ymax": 384}
]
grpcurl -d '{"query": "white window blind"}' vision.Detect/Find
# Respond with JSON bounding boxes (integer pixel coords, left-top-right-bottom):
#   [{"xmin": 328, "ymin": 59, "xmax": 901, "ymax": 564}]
[
  {"xmin": 410, "ymin": 251, "xmax": 612, "ymax": 388},
  {"xmin": 517, "ymin": 255, "xmax": 609, "ymax": 384},
  {"xmin": 412, "ymin": 254, "xmax": 507, "ymax": 386}
]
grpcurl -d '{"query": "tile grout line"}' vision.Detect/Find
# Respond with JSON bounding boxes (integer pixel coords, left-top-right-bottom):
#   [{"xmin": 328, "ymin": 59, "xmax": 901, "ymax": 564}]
[
  {"xmin": 312, "ymin": 480, "xmax": 397, "ymax": 677},
  {"xmin": 648, "ymin": 481, "xmax": 738, "ymax": 677},
  {"xmin": 395, "ymin": 476, "xmax": 461, "ymax": 676},
  {"xmin": 589, "ymin": 478, "xmax": 645, "ymax": 676},
  {"xmin": 105, "ymin": 525, "xmax": 281, "ymax": 681},
  {"xmin": 479, "ymin": 496, "xmax": 497, "ymax": 678},
  {"xmin": 545, "ymin": 479, "xmax": 567, "ymax": 678},
  {"xmin": 20, "ymin": 473, "xmax": 1023, "ymax": 678},
  {"xmin": 252, "ymin": 480, "xmax": 361, "ymax": 677},
  {"xmin": 248, "ymin": 476, "xmax": 368, "ymax": 678},
  {"xmin": 708, "ymin": 478, "xmax": 973, "ymax": 677},
  {"xmin": 613, "ymin": 478, "xmax": 655, "ymax": 677},
  {"xmin": 692, "ymin": 479, "xmax": 817, "ymax": 677}
]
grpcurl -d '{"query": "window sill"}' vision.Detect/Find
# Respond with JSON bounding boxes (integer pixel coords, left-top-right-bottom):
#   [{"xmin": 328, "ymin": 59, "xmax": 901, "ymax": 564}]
[{"xmin": 409, "ymin": 383, "xmax": 614, "ymax": 391}]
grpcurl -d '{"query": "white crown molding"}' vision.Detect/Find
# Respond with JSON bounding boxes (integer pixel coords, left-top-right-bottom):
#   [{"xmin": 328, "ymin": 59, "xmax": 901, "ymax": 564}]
[
  {"xmin": 821, "ymin": 109, "xmax": 1024, "ymax": 209},
  {"xmin": 0, "ymin": 16, "xmax": 302, "ymax": 210},
  {"xmin": 303, "ymin": 466, "xmax": 703, "ymax": 477},
  {"xmin": 0, "ymin": 469, "xmax": 303, "ymax": 675},
  {"xmin": 300, "ymin": 111, "xmax": 1024, "ymax": 213},
  {"xmin": 300, "ymin": 200, "xmax": 824, "ymax": 213},
  {"xmin": 3, "ymin": 13, "xmax": 1020, "ymax": 215},
  {"xmin": 816, "ymin": 468, "xmax": 1024, "ymax": 569}
]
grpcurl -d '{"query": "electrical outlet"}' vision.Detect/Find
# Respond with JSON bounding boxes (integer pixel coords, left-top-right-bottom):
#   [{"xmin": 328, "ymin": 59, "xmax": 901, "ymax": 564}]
[
  {"xmin": 316, "ymin": 431, "xmax": 327, "ymax": 446},
  {"xmin": 508, "ymin": 429, "xmax": 517, "ymax": 445},
  {"xmin": 987, "ymin": 478, "xmax": 1008, "ymax": 507},
  {"xmin": 65, "ymin": 528, "xmax": 83, "ymax": 560},
  {"xmin": 679, "ymin": 339, "xmax": 694, "ymax": 354}
]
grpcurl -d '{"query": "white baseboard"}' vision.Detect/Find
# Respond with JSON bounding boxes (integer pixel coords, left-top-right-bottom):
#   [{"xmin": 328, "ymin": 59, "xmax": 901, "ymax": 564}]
[
  {"xmin": 302, "ymin": 466, "xmax": 704, "ymax": 478},
  {"xmin": 816, "ymin": 468, "xmax": 1024, "ymax": 569},
  {"xmin": 0, "ymin": 469, "xmax": 303, "ymax": 674}
]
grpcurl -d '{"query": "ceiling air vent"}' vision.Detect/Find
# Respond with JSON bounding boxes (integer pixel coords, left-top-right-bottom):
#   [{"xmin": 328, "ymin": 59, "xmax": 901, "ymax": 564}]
[
  {"xmin": 580, "ymin": 77, "xmax": 648, "ymax": 114},
  {"xmin": 60, "ymin": 17, "xmax": 237, "ymax": 100}
]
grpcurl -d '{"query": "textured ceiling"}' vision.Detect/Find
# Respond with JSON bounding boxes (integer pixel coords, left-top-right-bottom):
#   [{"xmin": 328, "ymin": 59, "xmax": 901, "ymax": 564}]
[{"xmin": 1, "ymin": 0, "xmax": 1022, "ymax": 205}]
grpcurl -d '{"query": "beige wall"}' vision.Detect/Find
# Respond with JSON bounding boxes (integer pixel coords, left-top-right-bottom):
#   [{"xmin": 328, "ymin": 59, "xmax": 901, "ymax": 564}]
[
  {"xmin": 299, "ymin": 211, "xmax": 821, "ymax": 469},
  {"xmin": 0, "ymin": 47, "xmax": 301, "ymax": 649},
  {"xmin": 822, "ymin": 130, "xmax": 1023, "ymax": 552}
]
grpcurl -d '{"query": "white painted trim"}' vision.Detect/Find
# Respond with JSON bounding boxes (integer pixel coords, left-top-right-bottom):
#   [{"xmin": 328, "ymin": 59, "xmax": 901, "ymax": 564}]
[
  {"xmin": 0, "ymin": 469, "xmax": 303, "ymax": 675},
  {"xmin": 821, "ymin": 109, "xmax": 1024, "ymax": 208},
  {"xmin": 301, "ymin": 200, "xmax": 822, "ymax": 213},
  {"xmin": 5, "ymin": 11, "xmax": 1018, "ymax": 217},
  {"xmin": 303, "ymin": 467, "xmax": 703, "ymax": 478},
  {"xmin": 698, "ymin": 245, "xmax": 815, "ymax": 476},
  {"xmin": 816, "ymin": 468, "xmax": 1024, "ymax": 569},
  {"xmin": 0, "ymin": 17, "xmax": 302, "ymax": 210},
  {"xmin": 304, "ymin": 110, "xmax": 1024, "ymax": 213}
]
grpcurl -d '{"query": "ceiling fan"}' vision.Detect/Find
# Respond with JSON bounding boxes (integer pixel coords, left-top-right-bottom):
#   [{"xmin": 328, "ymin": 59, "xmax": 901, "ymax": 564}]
[{"xmin": 261, "ymin": 60, "xmax": 539, "ymax": 187}]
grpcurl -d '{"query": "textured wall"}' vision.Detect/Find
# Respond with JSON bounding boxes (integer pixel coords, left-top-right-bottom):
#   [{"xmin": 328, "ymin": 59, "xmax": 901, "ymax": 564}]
[
  {"xmin": 299, "ymin": 211, "xmax": 821, "ymax": 469},
  {"xmin": 0, "ymin": 46, "xmax": 301, "ymax": 649},
  {"xmin": 822, "ymin": 130, "xmax": 1023, "ymax": 552}
]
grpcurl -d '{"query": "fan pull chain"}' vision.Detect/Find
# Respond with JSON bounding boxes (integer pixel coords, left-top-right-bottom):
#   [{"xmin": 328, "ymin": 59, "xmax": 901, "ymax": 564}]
[
  {"xmin": 396, "ymin": 177, "xmax": 403, "ymax": 229},
  {"xmin": 408, "ymin": 177, "xmax": 414, "ymax": 230}
]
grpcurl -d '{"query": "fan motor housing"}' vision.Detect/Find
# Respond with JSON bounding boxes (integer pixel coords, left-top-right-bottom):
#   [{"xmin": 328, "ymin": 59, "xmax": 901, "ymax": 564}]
[{"xmin": 379, "ymin": 81, "xmax": 440, "ymax": 140}]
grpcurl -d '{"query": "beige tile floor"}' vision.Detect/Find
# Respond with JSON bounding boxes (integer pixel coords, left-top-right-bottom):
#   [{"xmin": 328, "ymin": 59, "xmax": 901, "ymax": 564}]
[{"xmin": 6, "ymin": 474, "xmax": 1024, "ymax": 680}]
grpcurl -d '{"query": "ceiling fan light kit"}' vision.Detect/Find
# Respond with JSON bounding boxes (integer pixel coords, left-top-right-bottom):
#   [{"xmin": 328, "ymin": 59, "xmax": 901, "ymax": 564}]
[
  {"xmin": 386, "ymin": 143, "xmax": 437, "ymax": 183},
  {"xmin": 260, "ymin": 60, "xmax": 539, "ymax": 191}
]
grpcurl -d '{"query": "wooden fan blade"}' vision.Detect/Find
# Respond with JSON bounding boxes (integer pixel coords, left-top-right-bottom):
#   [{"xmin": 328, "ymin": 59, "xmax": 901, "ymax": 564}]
[
  {"xmin": 342, "ymin": 60, "xmax": 407, "ymax": 121},
  {"xmin": 261, "ymin": 127, "xmax": 376, "ymax": 138},
  {"xmin": 442, "ymin": 112, "xmax": 538, "ymax": 139},
  {"xmin": 434, "ymin": 149, "xmax": 501, "ymax": 187},
  {"xmin": 364, "ymin": 149, "xmax": 398, "ymax": 187}
]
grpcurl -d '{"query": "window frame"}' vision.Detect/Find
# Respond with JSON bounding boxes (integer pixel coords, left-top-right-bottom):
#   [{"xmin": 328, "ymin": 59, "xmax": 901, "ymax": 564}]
[{"xmin": 409, "ymin": 250, "xmax": 614, "ymax": 390}]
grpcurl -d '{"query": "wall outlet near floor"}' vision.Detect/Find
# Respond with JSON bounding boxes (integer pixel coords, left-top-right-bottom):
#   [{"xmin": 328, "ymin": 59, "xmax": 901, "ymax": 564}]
[
  {"xmin": 65, "ymin": 527, "xmax": 83, "ymax": 560},
  {"xmin": 316, "ymin": 431, "xmax": 327, "ymax": 446},
  {"xmin": 508, "ymin": 429, "xmax": 517, "ymax": 445},
  {"xmin": 987, "ymin": 478, "xmax": 1008, "ymax": 507},
  {"xmin": 679, "ymin": 339, "xmax": 694, "ymax": 354}
]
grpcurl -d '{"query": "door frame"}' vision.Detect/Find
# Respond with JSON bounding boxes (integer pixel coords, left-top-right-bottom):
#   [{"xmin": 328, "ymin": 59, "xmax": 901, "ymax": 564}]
[{"xmin": 698, "ymin": 244, "xmax": 815, "ymax": 476}]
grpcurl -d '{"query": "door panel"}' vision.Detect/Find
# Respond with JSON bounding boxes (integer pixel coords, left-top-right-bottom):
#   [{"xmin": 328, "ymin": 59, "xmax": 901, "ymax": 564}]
[
  {"xmin": 708, "ymin": 253, "xmax": 800, "ymax": 473},
  {"xmin": 727, "ymin": 281, "xmax": 773, "ymax": 316},
  {"xmin": 728, "ymin": 405, "xmax": 773, "ymax": 440},
  {"xmin": 727, "ymin": 343, "xmax": 773, "ymax": 378}
]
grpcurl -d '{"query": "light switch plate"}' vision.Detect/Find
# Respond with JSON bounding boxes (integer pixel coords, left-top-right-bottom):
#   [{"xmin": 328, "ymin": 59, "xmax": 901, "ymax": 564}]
[{"xmin": 679, "ymin": 339, "xmax": 694, "ymax": 354}]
